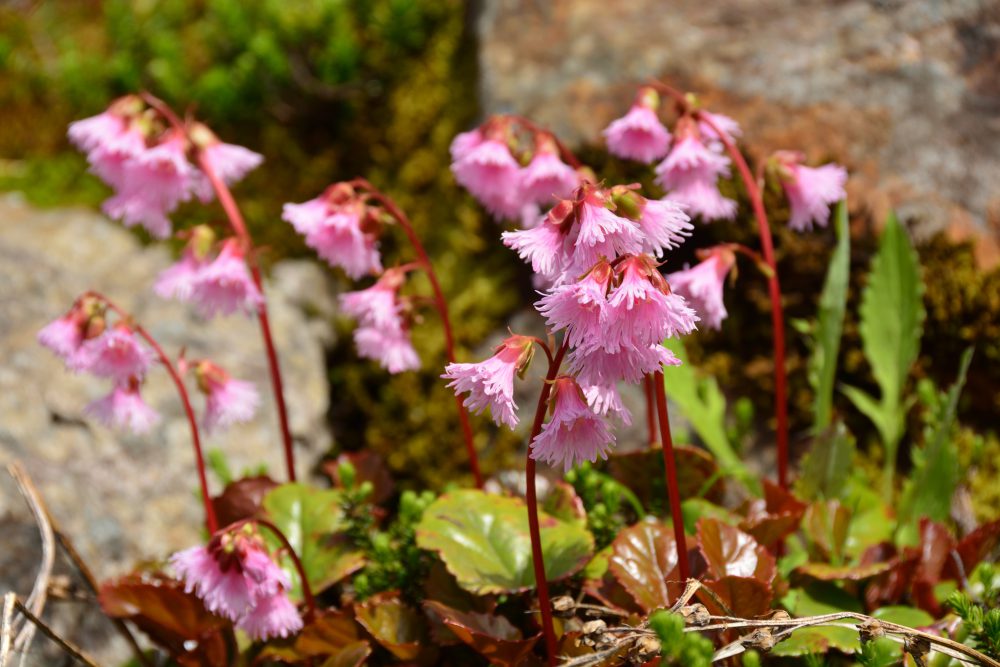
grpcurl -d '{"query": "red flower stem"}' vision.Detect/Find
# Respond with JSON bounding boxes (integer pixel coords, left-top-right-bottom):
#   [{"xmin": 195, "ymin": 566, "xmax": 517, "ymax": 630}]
[
  {"xmin": 644, "ymin": 374, "xmax": 658, "ymax": 447},
  {"xmin": 196, "ymin": 152, "xmax": 297, "ymax": 484},
  {"xmin": 85, "ymin": 292, "xmax": 218, "ymax": 534},
  {"xmin": 350, "ymin": 178, "xmax": 484, "ymax": 489},
  {"xmin": 652, "ymin": 370, "xmax": 690, "ymax": 581},
  {"xmin": 526, "ymin": 339, "xmax": 569, "ymax": 666},
  {"xmin": 252, "ymin": 518, "xmax": 317, "ymax": 623},
  {"xmin": 696, "ymin": 112, "xmax": 790, "ymax": 490}
]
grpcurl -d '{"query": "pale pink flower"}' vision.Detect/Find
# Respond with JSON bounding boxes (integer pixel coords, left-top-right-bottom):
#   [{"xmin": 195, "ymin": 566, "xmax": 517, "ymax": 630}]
[
  {"xmin": 636, "ymin": 197, "xmax": 693, "ymax": 258},
  {"xmin": 531, "ymin": 377, "xmax": 615, "ymax": 472},
  {"xmin": 603, "ymin": 104, "xmax": 672, "ymax": 163},
  {"xmin": 655, "ymin": 134, "xmax": 737, "ymax": 222},
  {"xmin": 443, "ymin": 335, "xmax": 533, "ymax": 429},
  {"xmin": 73, "ymin": 327, "xmax": 153, "ymax": 381},
  {"xmin": 155, "ymin": 250, "xmax": 206, "ymax": 301},
  {"xmin": 666, "ymin": 248, "xmax": 736, "ymax": 330},
  {"xmin": 101, "ymin": 134, "xmax": 197, "ymax": 239},
  {"xmin": 449, "ymin": 128, "xmax": 484, "ymax": 162},
  {"xmin": 452, "ymin": 138, "xmax": 524, "ymax": 220},
  {"xmin": 84, "ymin": 382, "xmax": 160, "ymax": 434},
  {"xmin": 502, "ymin": 219, "xmax": 566, "ymax": 280},
  {"xmin": 236, "ymin": 591, "xmax": 303, "ymax": 640},
  {"xmin": 189, "ymin": 241, "xmax": 264, "ymax": 318},
  {"xmin": 568, "ymin": 343, "xmax": 680, "ymax": 387},
  {"xmin": 282, "ymin": 197, "xmax": 329, "ymax": 236},
  {"xmin": 521, "ymin": 145, "xmax": 578, "ymax": 204},
  {"xmin": 68, "ymin": 110, "xmax": 133, "ymax": 154},
  {"xmin": 583, "ymin": 383, "xmax": 632, "ymax": 426},
  {"xmin": 68, "ymin": 100, "xmax": 148, "ymax": 190},
  {"xmin": 354, "ymin": 325, "xmax": 420, "ymax": 374},
  {"xmin": 698, "ymin": 111, "xmax": 742, "ymax": 149},
  {"xmin": 201, "ymin": 142, "xmax": 263, "ymax": 187},
  {"xmin": 306, "ymin": 210, "xmax": 382, "ymax": 279},
  {"xmin": 38, "ymin": 314, "xmax": 85, "ymax": 363},
  {"xmin": 568, "ymin": 199, "xmax": 643, "ymax": 272},
  {"xmin": 202, "ymin": 375, "xmax": 260, "ymax": 433},
  {"xmin": 535, "ymin": 261, "xmax": 613, "ymax": 352},
  {"xmin": 783, "ymin": 163, "xmax": 848, "ymax": 232},
  {"xmin": 338, "ymin": 271, "xmax": 406, "ymax": 330},
  {"xmin": 607, "ymin": 256, "xmax": 698, "ymax": 351}
]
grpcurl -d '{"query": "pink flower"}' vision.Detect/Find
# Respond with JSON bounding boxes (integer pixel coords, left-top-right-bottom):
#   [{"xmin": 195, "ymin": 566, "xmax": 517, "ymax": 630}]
[
  {"xmin": 449, "ymin": 128, "xmax": 484, "ymax": 162},
  {"xmin": 521, "ymin": 138, "xmax": 579, "ymax": 204},
  {"xmin": 84, "ymin": 382, "xmax": 160, "ymax": 434},
  {"xmin": 73, "ymin": 326, "xmax": 153, "ymax": 382},
  {"xmin": 583, "ymin": 383, "xmax": 632, "ymax": 426},
  {"xmin": 535, "ymin": 261, "xmax": 613, "ymax": 352},
  {"xmin": 236, "ymin": 591, "xmax": 303, "ymax": 640},
  {"xmin": 354, "ymin": 325, "xmax": 420, "ymax": 374},
  {"xmin": 451, "ymin": 136, "xmax": 524, "ymax": 220},
  {"xmin": 195, "ymin": 362, "xmax": 260, "ymax": 433},
  {"xmin": 655, "ymin": 132, "xmax": 737, "ymax": 222},
  {"xmin": 155, "ymin": 250, "xmax": 206, "ymax": 301},
  {"xmin": 666, "ymin": 247, "xmax": 736, "ymax": 330},
  {"xmin": 568, "ymin": 343, "xmax": 680, "ymax": 387},
  {"xmin": 782, "ymin": 161, "xmax": 848, "ymax": 232},
  {"xmin": 568, "ymin": 198, "xmax": 643, "ymax": 272},
  {"xmin": 338, "ymin": 271, "xmax": 406, "ymax": 330},
  {"xmin": 38, "ymin": 314, "xmax": 85, "ymax": 363},
  {"xmin": 283, "ymin": 198, "xmax": 383, "ymax": 279},
  {"xmin": 603, "ymin": 96, "xmax": 672, "ymax": 163},
  {"xmin": 101, "ymin": 134, "xmax": 197, "ymax": 239},
  {"xmin": 68, "ymin": 99, "xmax": 149, "ymax": 191},
  {"xmin": 636, "ymin": 197, "xmax": 693, "ymax": 258},
  {"xmin": 606, "ymin": 256, "xmax": 698, "ymax": 351},
  {"xmin": 443, "ymin": 335, "xmax": 533, "ymax": 429},
  {"xmin": 189, "ymin": 241, "xmax": 264, "ymax": 318},
  {"xmin": 282, "ymin": 197, "xmax": 329, "ymax": 236},
  {"xmin": 698, "ymin": 111, "xmax": 741, "ymax": 149},
  {"xmin": 531, "ymin": 377, "xmax": 615, "ymax": 472},
  {"xmin": 501, "ymin": 218, "xmax": 566, "ymax": 280},
  {"xmin": 171, "ymin": 532, "xmax": 291, "ymax": 623},
  {"xmin": 201, "ymin": 142, "xmax": 263, "ymax": 187}
]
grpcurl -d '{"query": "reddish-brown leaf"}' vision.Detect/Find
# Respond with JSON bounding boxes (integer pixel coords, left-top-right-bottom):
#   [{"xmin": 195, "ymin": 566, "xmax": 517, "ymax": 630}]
[
  {"xmin": 696, "ymin": 518, "xmax": 776, "ymax": 584},
  {"xmin": 423, "ymin": 600, "xmax": 539, "ymax": 666},
  {"xmin": 211, "ymin": 475, "xmax": 278, "ymax": 527},
  {"xmin": 698, "ymin": 576, "xmax": 773, "ymax": 618},
  {"xmin": 606, "ymin": 445, "xmax": 725, "ymax": 506},
  {"xmin": 740, "ymin": 480, "xmax": 807, "ymax": 549},
  {"xmin": 947, "ymin": 519, "xmax": 1000, "ymax": 580},
  {"xmin": 324, "ymin": 451, "xmax": 395, "ymax": 505},
  {"xmin": 355, "ymin": 591, "xmax": 437, "ymax": 664},
  {"xmin": 260, "ymin": 611, "xmax": 371, "ymax": 665},
  {"xmin": 609, "ymin": 519, "xmax": 684, "ymax": 612},
  {"xmin": 99, "ymin": 574, "xmax": 229, "ymax": 667},
  {"xmin": 542, "ymin": 481, "xmax": 587, "ymax": 527},
  {"xmin": 795, "ymin": 561, "xmax": 894, "ymax": 581}
]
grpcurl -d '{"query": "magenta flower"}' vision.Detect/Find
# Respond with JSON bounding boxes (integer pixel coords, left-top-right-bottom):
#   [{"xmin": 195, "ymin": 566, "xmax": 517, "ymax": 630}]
[
  {"xmin": 636, "ymin": 197, "xmax": 693, "ymax": 258},
  {"xmin": 451, "ymin": 132, "xmax": 523, "ymax": 220},
  {"xmin": 443, "ymin": 335, "xmax": 534, "ymax": 429},
  {"xmin": 603, "ymin": 90, "xmax": 671, "ymax": 163},
  {"xmin": 536, "ymin": 261, "xmax": 613, "ymax": 352},
  {"xmin": 778, "ymin": 154, "xmax": 848, "ymax": 231},
  {"xmin": 283, "ymin": 197, "xmax": 383, "ymax": 279},
  {"xmin": 521, "ymin": 136, "xmax": 579, "ymax": 204},
  {"xmin": 502, "ymin": 218, "xmax": 567, "ymax": 280},
  {"xmin": 84, "ymin": 381, "xmax": 160, "ymax": 434},
  {"xmin": 583, "ymin": 383, "xmax": 632, "ymax": 426},
  {"xmin": 606, "ymin": 256, "xmax": 698, "ymax": 351},
  {"xmin": 666, "ymin": 247, "xmax": 736, "ymax": 330},
  {"xmin": 201, "ymin": 142, "xmax": 263, "ymax": 187},
  {"xmin": 655, "ymin": 126, "xmax": 737, "ymax": 222},
  {"xmin": 189, "ymin": 241, "xmax": 264, "ymax": 318},
  {"xmin": 568, "ymin": 197, "xmax": 643, "ymax": 273},
  {"xmin": 354, "ymin": 325, "xmax": 420, "ymax": 374},
  {"xmin": 236, "ymin": 591, "xmax": 304, "ymax": 640},
  {"xmin": 530, "ymin": 377, "xmax": 615, "ymax": 472},
  {"xmin": 38, "ymin": 313, "xmax": 86, "ymax": 363},
  {"xmin": 72, "ymin": 326, "xmax": 153, "ymax": 382}
]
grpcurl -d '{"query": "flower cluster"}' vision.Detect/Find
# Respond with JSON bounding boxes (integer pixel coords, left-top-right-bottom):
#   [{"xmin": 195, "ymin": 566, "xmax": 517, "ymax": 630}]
[
  {"xmin": 666, "ymin": 246, "xmax": 737, "ymax": 330},
  {"xmin": 155, "ymin": 229, "xmax": 264, "ymax": 318},
  {"xmin": 339, "ymin": 269, "xmax": 420, "ymax": 374},
  {"xmin": 68, "ymin": 96, "xmax": 262, "ymax": 239},
  {"xmin": 171, "ymin": 527, "xmax": 302, "ymax": 640}
]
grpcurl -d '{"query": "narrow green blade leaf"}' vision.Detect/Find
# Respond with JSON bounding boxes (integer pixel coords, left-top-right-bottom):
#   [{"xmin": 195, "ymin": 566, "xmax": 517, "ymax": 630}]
[
  {"xmin": 796, "ymin": 421, "xmax": 856, "ymax": 501},
  {"xmin": 811, "ymin": 200, "xmax": 850, "ymax": 431}
]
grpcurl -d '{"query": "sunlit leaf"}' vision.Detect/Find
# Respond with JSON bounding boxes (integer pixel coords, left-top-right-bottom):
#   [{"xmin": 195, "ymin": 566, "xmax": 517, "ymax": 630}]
[
  {"xmin": 872, "ymin": 605, "xmax": 934, "ymax": 628},
  {"xmin": 354, "ymin": 592, "xmax": 434, "ymax": 662},
  {"xmin": 796, "ymin": 421, "xmax": 856, "ymax": 502},
  {"xmin": 608, "ymin": 519, "xmax": 682, "ymax": 612},
  {"xmin": 696, "ymin": 518, "xmax": 775, "ymax": 583},
  {"xmin": 211, "ymin": 475, "xmax": 278, "ymax": 527}
]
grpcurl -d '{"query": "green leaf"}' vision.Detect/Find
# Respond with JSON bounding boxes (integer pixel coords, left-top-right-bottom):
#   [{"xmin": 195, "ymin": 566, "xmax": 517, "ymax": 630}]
[
  {"xmin": 872, "ymin": 605, "xmax": 934, "ymax": 628},
  {"xmin": 854, "ymin": 212, "xmax": 925, "ymax": 494},
  {"xmin": 811, "ymin": 200, "xmax": 851, "ymax": 431},
  {"xmin": 262, "ymin": 483, "xmax": 365, "ymax": 599},
  {"xmin": 415, "ymin": 490, "xmax": 594, "ymax": 595},
  {"xmin": 661, "ymin": 338, "xmax": 755, "ymax": 490},
  {"xmin": 771, "ymin": 626, "xmax": 859, "ymax": 657},
  {"xmin": 898, "ymin": 348, "xmax": 973, "ymax": 531},
  {"xmin": 796, "ymin": 421, "xmax": 856, "ymax": 501}
]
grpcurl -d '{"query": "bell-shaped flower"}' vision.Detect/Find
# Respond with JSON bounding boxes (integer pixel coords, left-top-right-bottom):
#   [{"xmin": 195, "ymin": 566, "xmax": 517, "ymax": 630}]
[
  {"xmin": 451, "ymin": 125, "xmax": 524, "ymax": 220},
  {"xmin": 283, "ymin": 196, "xmax": 382, "ymax": 279},
  {"xmin": 568, "ymin": 342, "xmax": 680, "ymax": 387},
  {"xmin": 353, "ymin": 325, "xmax": 420, "ymax": 374},
  {"xmin": 535, "ymin": 260, "xmax": 613, "ymax": 352},
  {"xmin": 776, "ymin": 152, "xmax": 847, "ymax": 231},
  {"xmin": 236, "ymin": 590, "xmax": 304, "ymax": 640},
  {"xmin": 583, "ymin": 383, "xmax": 632, "ymax": 426},
  {"xmin": 192, "ymin": 361, "xmax": 260, "ymax": 433},
  {"xmin": 606, "ymin": 255, "xmax": 698, "ymax": 352},
  {"xmin": 189, "ymin": 240, "xmax": 264, "ymax": 318},
  {"xmin": 443, "ymin": 335, "xmax": 534, "ymax": 429},
  {"xmin": 72, "ymin": 326, "xmax": 153, "ymax": 382},
  {"xmin": 530, "ymin": 377, "xmax": 615, "ymax": 472},
  {"xmin": 84, "ymin": 379, "xmax": 160, "ymax": 434},
  {"xmin": 666, "ymin": 246, "xmax": 736, "ymax": 330},
  {"xmin": 568, "ymin": 195, "xmax": 643, "ymax": 273},
  {"xmin": 635, "ymin": 197, "xmax": 692, "ymax": 258},
  {"xmin": 655, "ymin": 120, "xmax": 737, "ymax": 222},
  {"xmin": 521, "ymin": 135, "xmax": 579, "ymax": 204},
  {"xmin": 603, "ymin": 89, "xmax": 672, "ymax": 163}
]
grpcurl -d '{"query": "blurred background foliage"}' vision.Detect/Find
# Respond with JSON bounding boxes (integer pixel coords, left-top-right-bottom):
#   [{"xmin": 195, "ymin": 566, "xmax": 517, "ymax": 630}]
[{"xmin": 0, "ymin": 1, "xmax": 997, "ymax": 508}]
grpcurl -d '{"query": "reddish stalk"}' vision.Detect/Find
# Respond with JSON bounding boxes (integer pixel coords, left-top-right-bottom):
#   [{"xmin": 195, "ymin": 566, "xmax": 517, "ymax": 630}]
[
  {"xmin": 644, "ymin": 374, "xmax": 658, "ymax": 447},
  {"xmin": 350, "ymin": 178, "xmax": 484, "ymax": 489},
  {"xmin": 86, "ymin": 292, "xmax": 218, "ymax": 534},
  {"xmin": 696, "ymin": 113, "xmax": 790, "ymax": 490},
  {"xmin": 252, "ymin": 518, "xmax": 317, "ymax": 623},
  {"xmin": 652, "ymin": 370, "xmax": 690, "ymax": 580},
  {"xmin": 197, "ymin": 153, "xmax": 297, "ymax": 483}
]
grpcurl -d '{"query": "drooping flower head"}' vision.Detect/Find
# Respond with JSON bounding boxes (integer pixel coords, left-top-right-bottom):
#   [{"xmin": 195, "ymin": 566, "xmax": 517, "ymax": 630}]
[
  {"xmin": 68, "ymin": 95, "xmax": 148, "ymax": 189},
  {"xmin": 338, "ymin": 268, "xmax": 407, "ymax": 330},
  {"xmin": 188, "ymin": 122, "xmax": 263, "ymax": 190},
  {"xmin": 38, "ymin": 296, "xmax": 105, "ymax": 365},
  {"xmin": 155, "ymin": 225, "xmax": 217, "ymax": 302},
  {"xmin": 72, "ymin": 324, "xmax": 154, "ymax": 382},
  {"xmin": 697, "ymin": 111, "xmax": 742, "ymax": 151},
  {"xmin": 171, "ymin": 524, "xmax": 300, "ymax": 640},
  {"xmin": 521, "ymin": 133, "xmax": 580, "ymax": 205},
  {"xmin": 772, "ymin": 151, "xmax": 848, "ymax": 232},
  {"xmin": 282, "ymin": 184, "xmax": 383, "ymax": 279},
  {"xmin": 530, "ymin": 376, "xmax": 615, "ymax": 472},
  {"xmin": 84, "ymin": 377, "xmax": 160, "ymax": 434},
  {"xmin": 443, "ymin": 334, "xmax": 535, "ymax": 429},
  {"xmin": 353, "ymin": 325, "xmax": 421, "ymax": 374},
  {"xmin": 606, "ymin": 254, "xmax": 698, "ymax": 352},
  {"xmin": 568, "ymin": 340, "xmax": 681, "ymax": 388},
  {"xmin": 502, "ymin": 199, "xmax": 574, "ymax": 282},
  {"xmin": 603, "ymin": 87, "xmax": 672, "ymax": 163},
  {"xmin": 565, "ymin": 187, "xmax": 644, "ymax": 275},
  {"xmin": 666, "ymin": 245, "xmax": 737, "ymax": 330},
  {"xmin": 608, "ymin": 185, "xmax": 692, "ymax": 258},
  {"xmin": 451, "ymin": 117, "xmax": 524, "ymax": 220},
  {"xmin": 191, "ymin": 360, "xmax": 260, "ymax": 433},
  {"xmin": 189, "ymin": 239, "xmax": 265, "ymax": 318},
  {"xmin": 583, "ymin": 382, "xmax": 632, "ymax": 426},
  {"xmin": 536, "ymin": 259, "xmax": 613, "ymax": 352},
  {"xmin": 340, "ymin": 269, "xmax": 421, "ymax": 374},
  {"xmin": 655, "ymin": 116, "xmax": 737, "ymax": 222}
]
